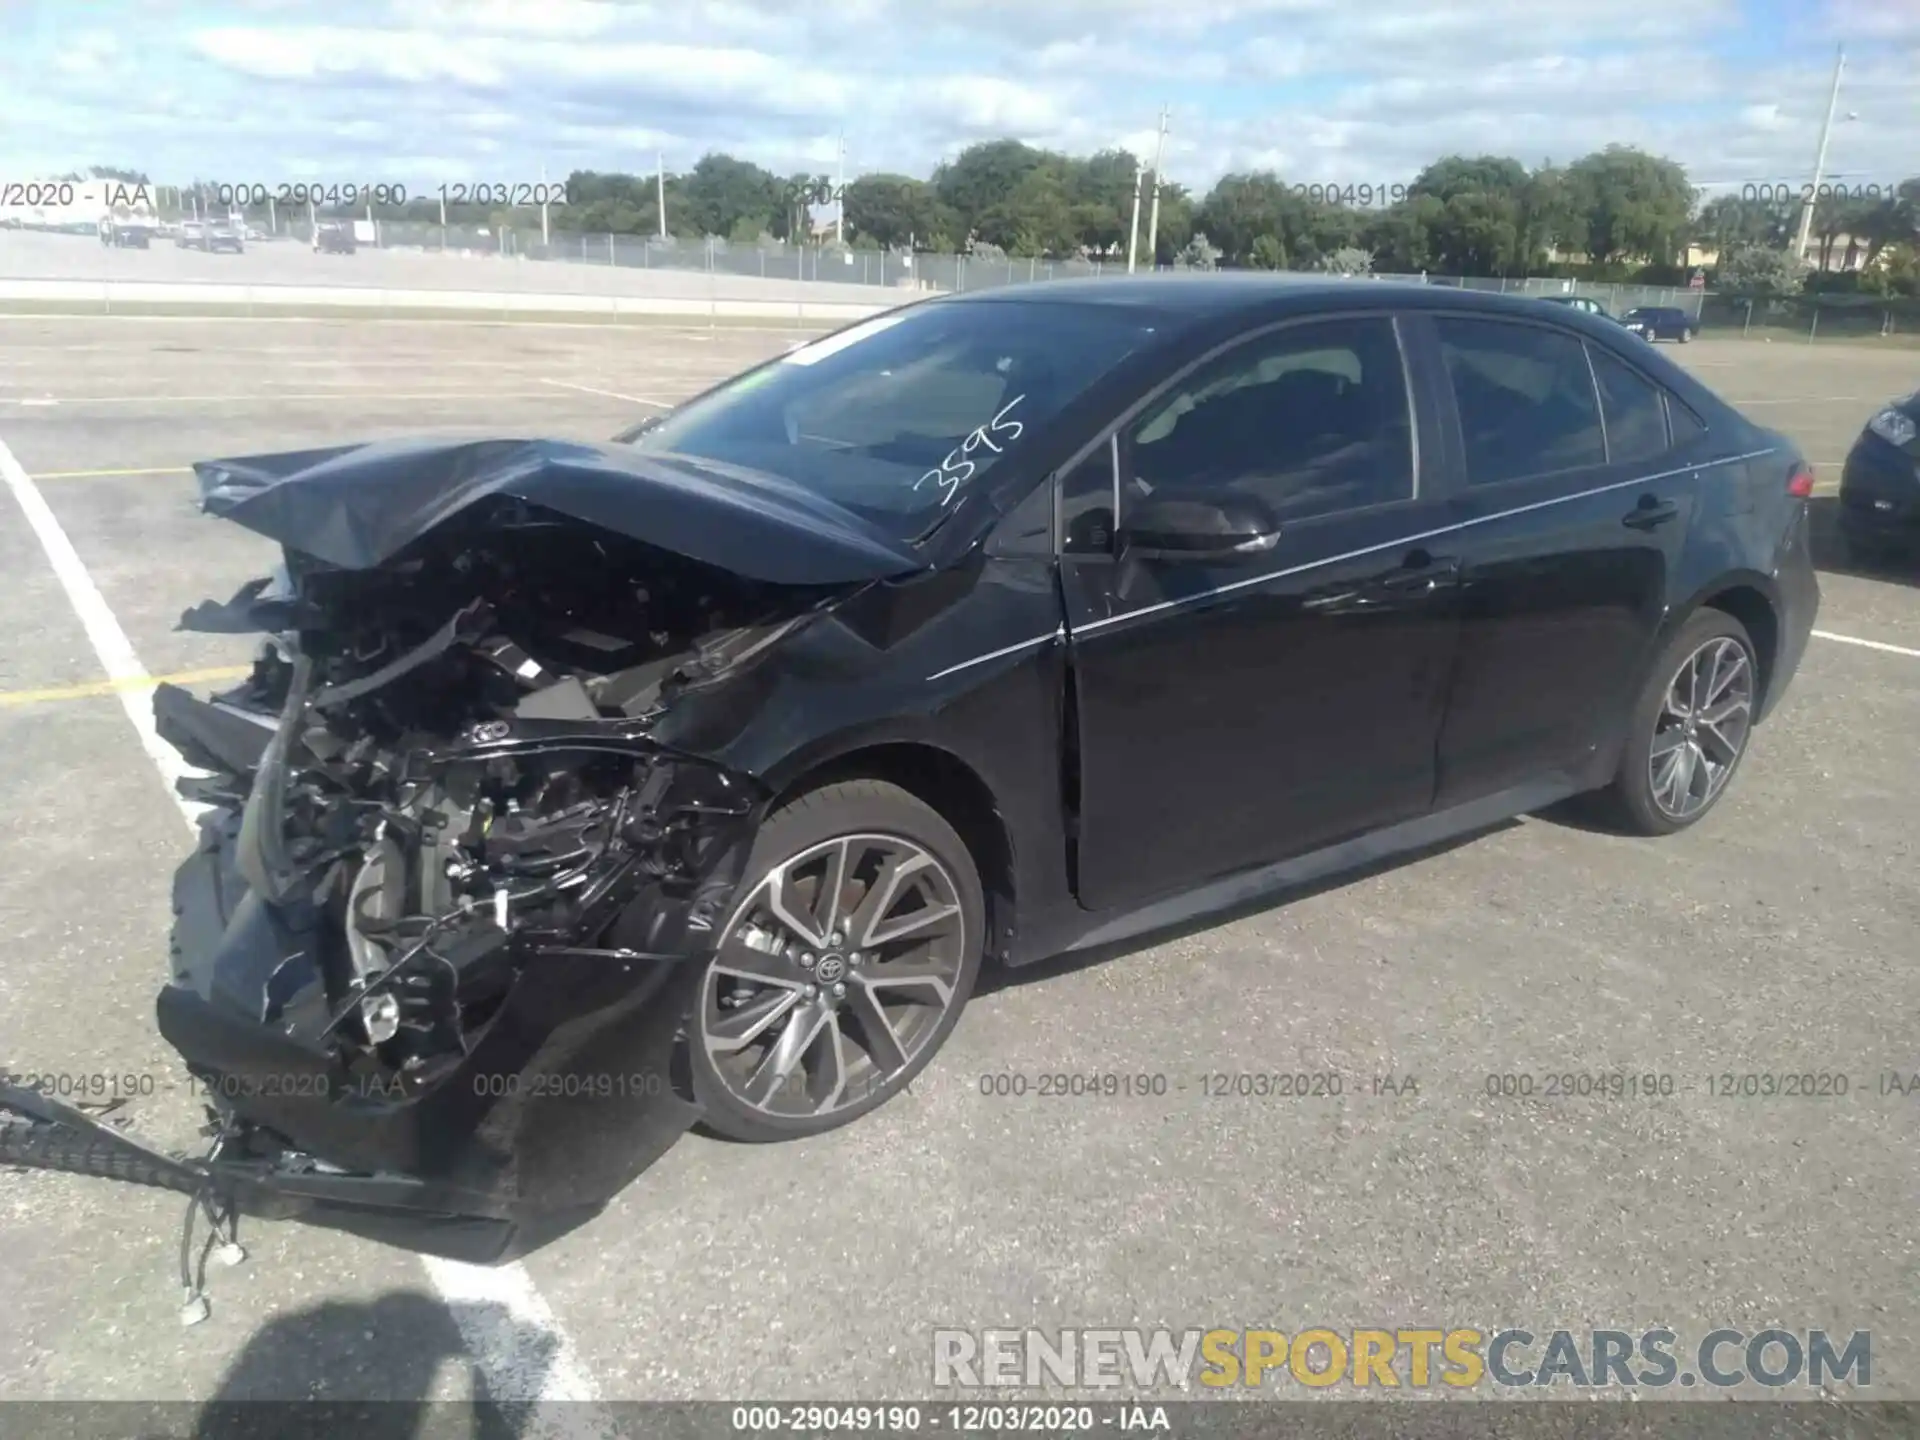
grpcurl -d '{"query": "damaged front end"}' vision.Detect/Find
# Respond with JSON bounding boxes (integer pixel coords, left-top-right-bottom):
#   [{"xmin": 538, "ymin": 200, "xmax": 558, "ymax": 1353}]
[{"xmin": 4, "ymin": 437, "xmax": 905, "ymax": 1272}]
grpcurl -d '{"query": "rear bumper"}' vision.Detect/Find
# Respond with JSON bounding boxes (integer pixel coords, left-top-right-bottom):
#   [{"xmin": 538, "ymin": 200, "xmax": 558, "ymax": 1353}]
[
  {"xmin": 1839, "ymin": 435, "xmax": 1920, "ymax": 544},
  {"xmin": 1764, "ymin": 501, "xmax": 1821, "ymax": 724}
]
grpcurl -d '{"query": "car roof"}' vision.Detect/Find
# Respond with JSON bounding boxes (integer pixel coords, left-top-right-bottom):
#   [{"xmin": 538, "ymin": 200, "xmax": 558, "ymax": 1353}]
[{"xmin": 934, "ymin": 272, "xmax": 1641, "ymax": 331}]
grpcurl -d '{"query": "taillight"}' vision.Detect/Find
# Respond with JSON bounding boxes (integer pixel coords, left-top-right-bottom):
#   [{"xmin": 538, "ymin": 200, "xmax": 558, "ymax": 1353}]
[{"xmin": 1787, "ymin": 464, "xmax": 1815, "ymax": 499}]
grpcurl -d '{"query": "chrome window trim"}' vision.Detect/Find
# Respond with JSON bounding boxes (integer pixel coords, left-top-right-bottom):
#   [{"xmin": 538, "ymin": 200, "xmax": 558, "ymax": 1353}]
[
  {"xmin": 1068, "ymin": 447, "xmax": 1776, "ymax": 638},
  {"xmin": 926, "ymin": 625, "xmax": 1067, "ymax": 682},
  {"xmin": 929, "ymin": 446, "xmax": 1776, "ymax": 680},
  {"xmin": 1583, "ymin": 340, "xmax": 1611, "ymax": 464}
]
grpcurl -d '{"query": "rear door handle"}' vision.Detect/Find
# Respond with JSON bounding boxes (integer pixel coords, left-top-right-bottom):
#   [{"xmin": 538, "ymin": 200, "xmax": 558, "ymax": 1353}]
[
  {"xmin": 1623, "ymin": 497, "xmax": 1680, "ymax": 530},
  {"xmin": 1378, "ymin": 552, "xmax": 1461, "ymax": 591}
]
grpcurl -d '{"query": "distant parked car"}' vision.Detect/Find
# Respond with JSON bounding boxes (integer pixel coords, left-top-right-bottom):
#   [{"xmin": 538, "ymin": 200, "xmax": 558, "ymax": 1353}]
[
  {"xmin": 1541, "ymin": 295, "xmax": 1613, "ymax": 319},
  {"xmin": 1837, "ymin": 392, "xmax": 1920, "ymax": 562},
  {"xmin": 99, "ymin": 219, "xmax": 151, "ymax": 249},
  {"xmin": 313, "ymin": 221, "xmax": 357, "ymax": 254},
  {"xmin": 177, "ymin": 219, "xmax": 244, "ymax": 253},
  {"xmin": 1621, "ymin": 307, "xmax": 1697, "ymax": 343}
]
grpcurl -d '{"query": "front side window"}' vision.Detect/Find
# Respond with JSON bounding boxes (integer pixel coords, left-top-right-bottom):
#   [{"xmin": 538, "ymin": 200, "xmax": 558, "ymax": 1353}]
[
  {"xmin": 1118, "ymin": 316, "xmax": 1415, "ymax": 524},
  {"xmin": 1435, "ymin": 316, "xmax": 1605, "ymax": 485},
  {"xmin": 627, "ymin": 301, "xmax": 1160, "ymax": 543}
]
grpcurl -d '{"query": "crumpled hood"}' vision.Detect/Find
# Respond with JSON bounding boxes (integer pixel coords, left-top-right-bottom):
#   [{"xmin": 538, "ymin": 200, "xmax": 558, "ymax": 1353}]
[{"xmin": 193, "ymin": 436, "xmax": 928, "ymax": 587}]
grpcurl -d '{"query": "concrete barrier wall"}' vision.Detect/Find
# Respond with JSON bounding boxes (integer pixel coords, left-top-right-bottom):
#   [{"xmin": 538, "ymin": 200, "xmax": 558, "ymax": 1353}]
[{"xmin": 0, "ymin": 276, "xmax": 901, "ymax": 322}]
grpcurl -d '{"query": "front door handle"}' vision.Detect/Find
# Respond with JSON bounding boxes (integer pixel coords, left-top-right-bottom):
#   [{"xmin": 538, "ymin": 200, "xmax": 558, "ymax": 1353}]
[{"xmin": 1623, "ymin": 497, "xmax": 1680, "ymax": 530}]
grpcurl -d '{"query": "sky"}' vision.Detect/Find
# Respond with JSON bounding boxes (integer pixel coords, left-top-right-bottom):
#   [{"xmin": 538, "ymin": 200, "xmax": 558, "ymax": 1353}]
[{"xmin": 0, "ymin": 0, "xmax": 1915, "ymax": 200}]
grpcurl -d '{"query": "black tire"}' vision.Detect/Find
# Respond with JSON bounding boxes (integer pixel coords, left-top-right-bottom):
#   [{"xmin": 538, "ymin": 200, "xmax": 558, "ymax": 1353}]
[
  {"xmin": 1600, "ymin": 608, "xmax": 1759, "ymax": 836},
  {"xmin": 688, "ymin": 779, "xmax": 984, "ymax": 1142},
  {"xmin": 1679, "ymin": 327, "xmax": 1694, "ymax": 343}
]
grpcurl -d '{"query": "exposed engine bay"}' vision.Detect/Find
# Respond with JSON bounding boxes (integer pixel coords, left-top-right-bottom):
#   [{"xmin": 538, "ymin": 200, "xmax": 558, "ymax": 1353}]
[
  {"xmin": 0, "ymin": 433, "xmax": 930, "ymax": 1292},
  {"xmin": 163, "ymin": 495, "xmax": 830, "ymax": 1101}
]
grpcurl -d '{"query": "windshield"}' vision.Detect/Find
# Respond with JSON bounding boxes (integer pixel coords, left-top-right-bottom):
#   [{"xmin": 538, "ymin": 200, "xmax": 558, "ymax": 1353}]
[{"xmin": 627, "ymin": 300, "xmax": 1161, "ymax": 541}]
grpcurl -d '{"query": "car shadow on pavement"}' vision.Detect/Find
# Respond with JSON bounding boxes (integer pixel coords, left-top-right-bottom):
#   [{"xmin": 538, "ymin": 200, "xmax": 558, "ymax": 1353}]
[
  {"xmin": 1809, "ymin": 495, "xmax": 1916, "ymax": 587},
  {"xmin": 189, "ymin": 1290, "xmax": 544, "ymax": 1440},
  {"xmin": 977, "ymin": 821, "xmax": 1517, "ymax": 997}
]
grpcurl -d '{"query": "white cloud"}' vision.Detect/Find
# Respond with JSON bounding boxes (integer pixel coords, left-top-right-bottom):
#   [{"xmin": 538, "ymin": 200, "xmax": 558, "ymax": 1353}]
[{"xmin": 1, "ymin": 0, "xmax": 1914, "ymax": 202}]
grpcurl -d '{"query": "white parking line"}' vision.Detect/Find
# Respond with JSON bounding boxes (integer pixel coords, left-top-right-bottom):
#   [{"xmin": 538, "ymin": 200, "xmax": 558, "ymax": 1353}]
[
  {"xmin": 539, "ymin": 377, "xmax": 674, "ymax": 407},
  {"xmin": 1814, "ymin": 628, "xmax": 1920, "ymax": 659},
  {"xmin": 0, "ymin": 431, "xmax": 609, "ymax": 1421}
]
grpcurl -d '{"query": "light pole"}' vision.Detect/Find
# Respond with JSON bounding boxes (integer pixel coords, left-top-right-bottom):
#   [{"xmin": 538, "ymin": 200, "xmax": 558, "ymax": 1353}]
[
  {"xmin": 834, "ymin": 133, "xmax": 846, "ymax": 245},
  {"xmin": 1145, "ymin": 106, "xmax": 1170, "ymax": 269},
  {"xmin": 1793, "ymin": 44, "xmax": 1846, "ymax": 261},
  {"xmin": 1126, "ymin": 159, "xmax": 1145, "ymax": 273}
]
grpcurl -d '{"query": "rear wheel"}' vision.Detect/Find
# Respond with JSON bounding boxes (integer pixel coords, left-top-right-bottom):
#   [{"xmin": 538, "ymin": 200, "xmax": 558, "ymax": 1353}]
[
  {"xmin": 688, "ymin": 780, "xmax": 983, "ymax": 1142},
  {"xmin": 1601, "ymin": 609, "xmax": 1758, "ymax": 836}
]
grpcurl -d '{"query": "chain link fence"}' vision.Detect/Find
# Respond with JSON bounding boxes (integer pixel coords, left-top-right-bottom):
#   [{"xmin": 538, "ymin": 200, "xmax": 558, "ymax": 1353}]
[{"xmin": 114, "ymin": 212, "xmax": 1920, "ymax": 341}]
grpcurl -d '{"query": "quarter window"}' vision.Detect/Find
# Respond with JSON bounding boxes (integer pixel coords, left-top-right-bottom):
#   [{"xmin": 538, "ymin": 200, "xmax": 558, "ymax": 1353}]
[
  {"xmin": 1435, "ymin": 317, "xmax": 1606, "ymax": 485},
  {"xmin": 1587, "ymin": 346, "xmax": 1669, "ymax": 465},
  {"xmin": 1667, "ymin": 397, "xmax": 1709, "ymax": 446},
  {"xmin": 1120, "ymin": 317, "xmax": 1415, "ymax": 524}
]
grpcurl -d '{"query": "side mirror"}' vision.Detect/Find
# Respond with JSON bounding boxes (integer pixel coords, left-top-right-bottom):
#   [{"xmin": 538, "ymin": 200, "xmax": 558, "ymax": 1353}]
[{"xmin": 1118, "ymin": 492, "xmax": 1281, "ymax": 561}]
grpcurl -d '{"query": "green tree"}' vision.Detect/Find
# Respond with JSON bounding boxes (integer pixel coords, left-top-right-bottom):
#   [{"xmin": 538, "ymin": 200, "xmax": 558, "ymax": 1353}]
[
  {"xmin": 933, "ymin": 140, "xmax": 1049, "ymax": 239},
  {"xmin": 1716, "ymin": 245, "xmax": 1810, "ymax": 294},
  {"xmin": 1319, "ymin": 245, "xmax": 1374, "ymax": 276},
  {"xmin": 843, "ymin": 174, "xmax": 937, "ymax": 248},
  {"xmin": 1249, "ymin": 233, "xmax": 1288, "ymax": 270},
  {"xmin": 1194, "ymin": 172, "xmax": 1299, "ymax": 265},
  {"xmin": 1360, "ymin": 193, "xmax": 1447, "ymax": 273},
  {"xmin": 678, "ymin": 153, "xmax": 783, "ymax": 239},
  {"xmin": 1563, "ymin": 146, "xmax": 1696, "ymax": 265}
]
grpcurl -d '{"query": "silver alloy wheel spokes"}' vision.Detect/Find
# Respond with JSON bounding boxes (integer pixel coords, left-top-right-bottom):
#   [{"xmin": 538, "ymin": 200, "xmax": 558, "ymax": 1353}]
[
  {"xmin": 1648, "ymin": 636, "xmax": 1754, "ymax": 819},
  {"xmin": 699, "ymin": 833, "xmax": 965, "ymax": 1119}
]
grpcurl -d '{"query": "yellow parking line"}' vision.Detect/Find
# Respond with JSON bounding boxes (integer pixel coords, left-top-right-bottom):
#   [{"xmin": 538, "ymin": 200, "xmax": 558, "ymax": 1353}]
[
  {"xmin": 31, "ymin": 466, "xmax": 191, "ymax": 479},
  {"xmin": 0, "ymin": 664, "xmax": 249, "ymax": 709}
]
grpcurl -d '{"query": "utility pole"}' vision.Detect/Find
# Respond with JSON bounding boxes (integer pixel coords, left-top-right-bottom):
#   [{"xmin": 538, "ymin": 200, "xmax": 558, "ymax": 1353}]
[
  {"xmin": 835, "ymin": 133, "xmax": 847, "ymax": 244},
  {"xmin": 1126, "ymin": 158, "xmax": 1145, "ymax": 273},
  {"xmin": 1144, "ymin": 106, "xmax": 1170, "ymax": 269},
  {"xmin": 1794, "ymin": 44, "xmax": 1845, "ymax": 261},
  {"xmin": 656, "ymin": 152, "xmax": 667, "ymax": 239}
]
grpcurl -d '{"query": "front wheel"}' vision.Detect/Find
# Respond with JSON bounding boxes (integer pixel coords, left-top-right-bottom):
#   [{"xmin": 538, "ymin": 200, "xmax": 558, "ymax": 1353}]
[
  {"xmin": 1601, "ymin": 609, "xmax": 1759, "ymax": 835},
  {"xmin": 688, "ymin": 779, "xmax": 984, "ymax": 1142}
]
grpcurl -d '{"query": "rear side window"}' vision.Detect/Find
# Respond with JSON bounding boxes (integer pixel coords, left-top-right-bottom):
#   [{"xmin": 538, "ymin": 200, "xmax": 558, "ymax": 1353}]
[
  {"xmin": 1667, "ymin": 398, "xmax": 1709, "ymax": 446},
  {"xmin": 1587, "ymin": 346, "xmax": 1669, "ymax": 465},
  {"xmin": 1435, "ymin": 317, "xmax": 1605, "ymax": 485}
]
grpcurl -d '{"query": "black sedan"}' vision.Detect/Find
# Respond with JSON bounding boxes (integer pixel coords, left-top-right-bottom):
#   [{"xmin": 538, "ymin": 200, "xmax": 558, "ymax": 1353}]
[
  {"xmin": 3, "ymin": 277, "xmax": 1820, "ymax": 1268},
  {"xmin": 1838, "ymin": 391, "xmax": 1920, "ymax": 559},
  {"xmin": 1621, "ymin": 306, "xmax": 1698, "ymax": 342}
]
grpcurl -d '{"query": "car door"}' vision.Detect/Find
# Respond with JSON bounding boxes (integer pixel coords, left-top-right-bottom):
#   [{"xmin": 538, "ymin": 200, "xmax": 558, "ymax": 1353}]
[
  {"xmin": 1419, "ymin": 314, "xmax": 1697, "ymax": 809},
  {"xmin": 1059, "ymin": 313, "xmax": 1462, "ymax": 914}
]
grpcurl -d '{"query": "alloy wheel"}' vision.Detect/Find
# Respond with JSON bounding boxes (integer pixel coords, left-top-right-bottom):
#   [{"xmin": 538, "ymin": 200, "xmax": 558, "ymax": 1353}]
[
  {"xmin": 1647, "ymin": 636, "xmax": 1754, "ymax": 820},
  {"xmin": 697, "ymin": 833, "xmax": 966, "ymax": 1120}
]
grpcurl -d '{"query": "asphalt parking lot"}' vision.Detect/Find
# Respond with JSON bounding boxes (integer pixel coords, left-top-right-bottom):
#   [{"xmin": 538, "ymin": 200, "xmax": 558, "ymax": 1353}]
[{"xmin": 0, "ymin": 318, "xmax": 1916, "ymax": 1413}]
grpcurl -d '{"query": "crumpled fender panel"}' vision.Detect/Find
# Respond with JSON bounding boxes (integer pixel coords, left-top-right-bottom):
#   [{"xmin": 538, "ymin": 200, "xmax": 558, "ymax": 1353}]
[{"xmin": 193, "ymin": 436, "xmax": 927, "ymax": 586}]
